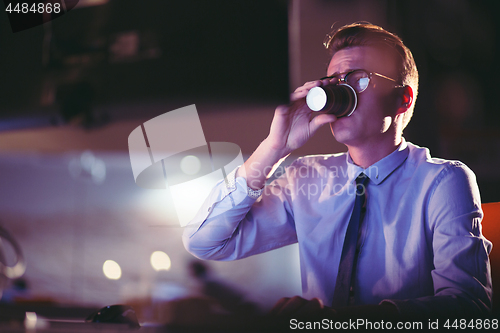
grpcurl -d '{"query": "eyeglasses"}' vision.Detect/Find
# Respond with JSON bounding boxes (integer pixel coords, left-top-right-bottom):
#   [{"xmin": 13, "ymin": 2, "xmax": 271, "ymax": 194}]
[{"xmin": 320, "ymin": 69, "xmax": 403, "ymax": 94}]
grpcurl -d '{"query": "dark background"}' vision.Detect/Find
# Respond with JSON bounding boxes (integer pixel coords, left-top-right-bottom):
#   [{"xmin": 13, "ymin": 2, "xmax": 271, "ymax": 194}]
[
  {"xmin": 0, "ymin": 0, "xmax": 289, "ymax": 121},
  {"xmin": 387, "ymin": 0, "xmax": 500, "ymax": 203},
  {"xmin": 1, "ymin": 0, "xmax": 498, "ymax": 202}
]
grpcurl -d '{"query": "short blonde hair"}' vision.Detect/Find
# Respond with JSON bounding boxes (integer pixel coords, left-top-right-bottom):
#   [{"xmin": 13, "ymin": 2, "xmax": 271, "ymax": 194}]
[{"xmin": 324, "ymin": 23, "xmax": 419, "ymax": 129}]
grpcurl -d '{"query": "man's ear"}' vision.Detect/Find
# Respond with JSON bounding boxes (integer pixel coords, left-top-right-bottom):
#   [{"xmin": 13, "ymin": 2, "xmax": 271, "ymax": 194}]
[{"xmin": 396, "ymin": 86, "xmax": 413, "ymax": 115}]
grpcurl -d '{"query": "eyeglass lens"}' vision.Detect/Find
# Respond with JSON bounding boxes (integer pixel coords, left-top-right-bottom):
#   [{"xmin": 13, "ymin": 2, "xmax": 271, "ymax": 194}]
[{"xmin": 345, "ymin": 71, "xmax": 370, "ymax": 93}]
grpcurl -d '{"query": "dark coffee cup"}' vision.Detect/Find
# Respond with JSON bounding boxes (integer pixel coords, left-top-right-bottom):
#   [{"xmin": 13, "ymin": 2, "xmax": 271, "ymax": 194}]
[{"xmin": 306, "ymin": 83, "xmax": 357, "ymax": 117}]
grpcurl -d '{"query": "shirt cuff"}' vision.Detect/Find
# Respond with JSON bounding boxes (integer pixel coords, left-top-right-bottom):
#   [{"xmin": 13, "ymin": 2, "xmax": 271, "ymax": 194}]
[{"xmin": 226, "ymin": 167, "xmax": 264, "ymax": 199}]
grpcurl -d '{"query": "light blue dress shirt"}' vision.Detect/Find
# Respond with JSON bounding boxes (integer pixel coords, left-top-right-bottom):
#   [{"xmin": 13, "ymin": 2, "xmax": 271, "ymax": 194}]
[{"xmin": 183, "ymin": 139, "xmax": 492, "ymax": 316}]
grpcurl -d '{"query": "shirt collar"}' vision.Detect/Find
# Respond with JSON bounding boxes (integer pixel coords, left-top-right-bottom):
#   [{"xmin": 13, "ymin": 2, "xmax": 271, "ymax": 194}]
[{"xmin": 346, "ymin": 138, "xmax": 409, "ymax": 185}]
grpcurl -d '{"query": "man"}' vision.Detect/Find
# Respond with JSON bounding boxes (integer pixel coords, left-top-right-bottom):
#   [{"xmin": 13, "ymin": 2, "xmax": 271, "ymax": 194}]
[{"xmin": 182, "ymin": 23, "xmax": 492, "ymax": 319}]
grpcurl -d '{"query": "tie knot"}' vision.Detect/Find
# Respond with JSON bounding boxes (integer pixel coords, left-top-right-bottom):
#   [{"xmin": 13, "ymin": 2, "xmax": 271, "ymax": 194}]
[
  {"xmin": 356, "ymin": 173, "xmax": 369, "ymax": 184},
  {"xmin": 355, "ymin": 173, "xmax": 369, "ymax": 194}
]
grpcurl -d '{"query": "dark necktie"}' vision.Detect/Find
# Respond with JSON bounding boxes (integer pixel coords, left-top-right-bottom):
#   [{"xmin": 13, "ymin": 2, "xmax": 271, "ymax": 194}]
[{"xmin": 331, "ymin": 173, "xmax": 369, "ymax": 307}]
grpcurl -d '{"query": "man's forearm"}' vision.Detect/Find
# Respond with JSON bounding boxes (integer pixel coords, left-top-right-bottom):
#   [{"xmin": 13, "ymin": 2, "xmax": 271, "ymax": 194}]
[{"xmin": 237, "ymin": 138, "xmax": 290, "ymax": 190}]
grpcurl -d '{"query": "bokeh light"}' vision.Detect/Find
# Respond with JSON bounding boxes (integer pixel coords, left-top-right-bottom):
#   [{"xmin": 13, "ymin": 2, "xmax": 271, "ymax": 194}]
[
  {"xmin": 102, "ymin": 260, "xmax": 122, "ymax": 280},
  {"xmin": 150, "ymin": 251, "xmax": 171, "ymax": 271}
]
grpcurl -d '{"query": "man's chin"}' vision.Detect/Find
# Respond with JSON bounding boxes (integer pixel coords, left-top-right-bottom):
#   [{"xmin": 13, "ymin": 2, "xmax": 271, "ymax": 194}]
[{"xmin": 330, "ymin": 130, "xmax": 353, "ymax": 146}]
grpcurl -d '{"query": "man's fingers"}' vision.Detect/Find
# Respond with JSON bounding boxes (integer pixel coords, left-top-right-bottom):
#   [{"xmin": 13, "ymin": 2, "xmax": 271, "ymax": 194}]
[
  {"xmin": 269, "ymin": 296, "xmax": 327, "ymax": 318},
  {"xmin": 293, "ymin": 80, "xmax": 322, "ymax": 93},
  {"xmin": 291, "ymin": 77, "xmax": 339, "ymax": 103},
  {"xmin": 309, "ymin": 113, "xmax": 337, "ymax": 134},
  {"xmin": 276, "ymin": 296, "xmax": 309, "ymax": 316},
  {"xmin": 270, "ymin": 296, "xmax": 311, "ymax": 316},
  {"xmin": 269, "ymin": 297, "xmax": 291, "ymax": 316},
  {"xmin": 290, "ymin": 87, "xmax": 314, "ymax": 102},
  {"xmin": 293, "ymin": 77, "xmax": 338, "ymax": 94},
  {"xmin": 274, "ymin": 99, "xmax": 306, "ymax": 118},
  {"xmin": 274, "ymin": 104, "xmax": 289, "ymax": 116},
  {"xmin": 322, "ymin": 77, "xmax": 339, "ymax": 86},
  {"xmin": 294, "ymin": 297, "xmax": 324, "ymax": 316},
  {"xmin": 290, "ymin": 90, "xmax": 308, "ymax": 102},
  {"xmin": 291, "ymin": 80, "xmax": 323, "ymax": 101}
]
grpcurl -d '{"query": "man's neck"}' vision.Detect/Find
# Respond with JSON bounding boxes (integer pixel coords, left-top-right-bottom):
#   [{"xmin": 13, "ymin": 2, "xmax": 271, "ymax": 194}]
[{"xmin": 347, "ymin": 136, "xmax": 402, "ymax": 169}]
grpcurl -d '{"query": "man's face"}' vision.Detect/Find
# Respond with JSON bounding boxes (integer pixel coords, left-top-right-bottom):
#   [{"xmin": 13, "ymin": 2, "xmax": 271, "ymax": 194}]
[{"xmin": 327, "ymin": 46, "xmax": 401, "ymax": 147}]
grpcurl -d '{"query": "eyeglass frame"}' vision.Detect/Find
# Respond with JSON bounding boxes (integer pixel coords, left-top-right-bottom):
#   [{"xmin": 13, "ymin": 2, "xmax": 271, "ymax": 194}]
[{"xmin": 320, "ymin": 69, "xmax": 405, "ymax": 94}]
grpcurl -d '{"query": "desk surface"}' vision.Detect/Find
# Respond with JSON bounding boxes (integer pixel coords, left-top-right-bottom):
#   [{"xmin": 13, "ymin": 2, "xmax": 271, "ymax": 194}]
[
  {"xmin": 0, "ymin": 303, "xmax": 159, "ymax": 333},
  {"xmin": 0, "ymin": 322, "xmax": 163, "ymax": 333}
]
